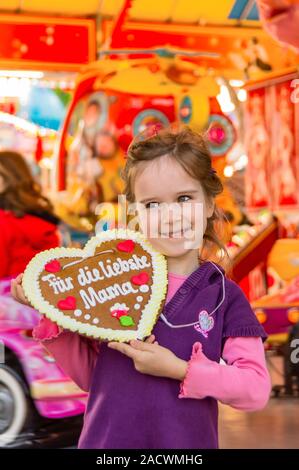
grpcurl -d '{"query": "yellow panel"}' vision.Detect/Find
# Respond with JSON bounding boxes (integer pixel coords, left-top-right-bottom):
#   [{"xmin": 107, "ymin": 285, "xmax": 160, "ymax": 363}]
[
  {"xmin": 129, "ymin": 0, "xmax": 236, "ymax": 24},
  {"xmin": 0, "ymin": 0, "xmax": 20, "ymax": 10},
  {"xmin": 98, "ymin": 66, "xmax": 177, "ymax": 95},
  {"xmin": 268, "ymin": 239, "xmax": 299, "ymax": 282},
  {"xmin": 171, "ymin": 0, "xmax": 234, "ymax": 23},
  {"xmin": 21, "ymin": 0, "xmax": 99, "ymax": 15},
  {"xmin": 0, "ymin": 0, "xmax": 254, "ymax": 24},
  {"xmin": 0, "ymin": 0, "xmax": 120, "ymax": 18},
  {"xmin": 130, "ymin": 0, "xmax": 175, "ymax": 22},
  {"xmin": 99, "ymin": 0, "xmax": 124, "ymax": 17}
]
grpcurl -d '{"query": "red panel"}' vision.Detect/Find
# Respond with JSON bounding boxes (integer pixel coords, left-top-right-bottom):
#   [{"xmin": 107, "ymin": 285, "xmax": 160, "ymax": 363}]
[
  {"xmin": 270, "ymin": 80, "xmax": 299, "ymax": 208},
  {"xmin": 0, "ymin": 15, "xmax": 96, "ymax": 68},
  {"xmin": 102, "ymin": 19, "xmax": 297, "ymax": 75},
  {"xmin": 231, "ymin": 222, "xmax": 279, "ymax": 284},
  {"xmin": 245, "ymin": 88, "xmax": 272, "ymax": 209},
  {"xmin": 245, "ymin": 77, "xmax": 299, "ymax": 210}
]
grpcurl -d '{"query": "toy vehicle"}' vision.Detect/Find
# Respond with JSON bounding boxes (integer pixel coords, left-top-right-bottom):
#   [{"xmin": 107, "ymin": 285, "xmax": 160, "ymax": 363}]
[
  {"xmin": 252, "ymin": 239, "xmax": 299, "ymax": 343},
  {"xmin": 252, "ymin": 276, "xmax": 299, "ymax": 345},
  {"xmin": 0, "ymin": 278, "xmax": 87, "ymax": 448}
]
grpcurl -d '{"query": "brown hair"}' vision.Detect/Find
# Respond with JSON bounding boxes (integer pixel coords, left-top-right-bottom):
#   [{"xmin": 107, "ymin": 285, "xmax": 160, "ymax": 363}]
[
  {"xmin": 0, "ymin": 151, "xmax": 57, "ymax": 220},
  {"xmin": 123, "ymin": 126, "xmax": 228, "ymax": 263}
]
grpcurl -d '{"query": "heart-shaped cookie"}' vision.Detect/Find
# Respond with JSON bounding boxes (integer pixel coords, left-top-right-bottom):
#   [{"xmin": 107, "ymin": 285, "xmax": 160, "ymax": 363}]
[{"xmin": 22, "ymin": 229, "xmax": 168, "ymax": 342}]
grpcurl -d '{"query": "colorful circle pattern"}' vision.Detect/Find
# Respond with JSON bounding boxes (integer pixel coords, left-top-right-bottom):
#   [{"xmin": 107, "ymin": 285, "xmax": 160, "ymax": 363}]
[
  {"xmin": 133, "ymin": 109, "xmax": 170, "ymax": 137},
  {"xmin": 207, "ymin": 114, "xmax": 236, "ymax": 157},
  {"xmin": 179, "ymin": 95, "xmax": 192, "ymax": 124}
]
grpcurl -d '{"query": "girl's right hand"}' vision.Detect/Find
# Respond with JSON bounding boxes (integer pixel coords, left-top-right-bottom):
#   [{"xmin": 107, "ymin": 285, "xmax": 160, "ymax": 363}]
[
  {"xmin": 11, "ymin": 273, "xmax": 64, "ymax": 340},
  {"xmin": 11, "ymin": 273, "xmax": 31, "ymax": 306}
]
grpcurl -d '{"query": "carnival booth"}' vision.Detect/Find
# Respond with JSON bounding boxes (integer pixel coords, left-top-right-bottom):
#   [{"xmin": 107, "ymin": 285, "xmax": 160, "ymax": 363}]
[
  {"xmin": 244, "ymin": 70, "xmax": 299, "ymax": 360},
  {"xmin": 54, "ymin": 63, "xmax": 279, "ymax": 293},
  {"xmin": 54, "ymin": 58, "xmax": 235, "ymax": 225}
]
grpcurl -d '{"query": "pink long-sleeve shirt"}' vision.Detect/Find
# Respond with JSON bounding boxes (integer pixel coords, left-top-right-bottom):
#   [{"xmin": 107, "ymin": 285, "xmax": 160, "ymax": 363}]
[{"xmin": 33, "ymin": 272, "xmax": 271, "ymax": 410}]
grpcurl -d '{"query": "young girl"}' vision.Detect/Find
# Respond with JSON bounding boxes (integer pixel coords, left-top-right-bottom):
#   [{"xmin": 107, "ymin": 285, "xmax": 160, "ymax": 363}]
[{"xmin": 12, "ymin": 127, "xmax": 271, "ymax": 449}]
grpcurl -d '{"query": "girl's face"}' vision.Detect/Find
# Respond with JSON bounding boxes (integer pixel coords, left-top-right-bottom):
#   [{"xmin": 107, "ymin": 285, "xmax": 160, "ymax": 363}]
[{"xmin": 134, "ymin": 154, "xmax": 214, "ymax": 258}]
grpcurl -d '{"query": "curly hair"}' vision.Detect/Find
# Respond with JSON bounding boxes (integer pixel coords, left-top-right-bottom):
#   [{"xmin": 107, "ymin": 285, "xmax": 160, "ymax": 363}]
[{"xmin": 122, "ymin": 126, "xmax": 228, "ymax": 263}]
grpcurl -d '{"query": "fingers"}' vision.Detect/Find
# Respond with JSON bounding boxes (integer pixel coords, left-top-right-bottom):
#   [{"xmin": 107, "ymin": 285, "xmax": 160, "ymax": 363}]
[
  {"xmin": 18, "ymin": 284, "xmax": 28, "ymax": 303},
  {"xmin": 108, "ymin": 341, "xmax": 138, "ymax": 359},
  {"xmin": 108, "ymin": 335, "xmax": 159, "ymax": 357},
  {"xmin": 11, "ymin": 275, "xmax": 30, "ymax": 305},
  {"xmin": 147, "ymin": 335, "xmax": 159, "ymax": 345},
  {"xmin": 11, "ymin": 277, "xmax": 19, "ymax": 300},
  {"xmin": 15, "ymin": 273, "xmax": 23, "ymax": 283},
  {"xmin": 11, "ymin": 274, "xmax": 23, "ymax": 296},
  {"xmin": 129, "ymin": 339, "xmax": 156, "ymax": 352},
  {"xmin": 145, "ymin": 334, "xmax": 155, "ymax": 344},
  {"xmin": 10, "ymin": 279, "xmax": 16, "ymax": 298}
]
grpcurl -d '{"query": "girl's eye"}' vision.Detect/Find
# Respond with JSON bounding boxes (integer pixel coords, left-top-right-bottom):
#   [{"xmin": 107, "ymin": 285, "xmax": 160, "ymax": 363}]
[
  {"xmin": 178, "ymin": 195, "xmax": 191, "ymax": 203},
  {"xmin": 145, "ymin": 201, "xmax": 160, "ymax": 209}
]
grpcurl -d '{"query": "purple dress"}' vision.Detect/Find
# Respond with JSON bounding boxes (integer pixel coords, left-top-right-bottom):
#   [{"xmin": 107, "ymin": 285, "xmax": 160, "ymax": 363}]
[{"xmin": 78, "ymin": 262, "xmax": 266, "ymax": 449}]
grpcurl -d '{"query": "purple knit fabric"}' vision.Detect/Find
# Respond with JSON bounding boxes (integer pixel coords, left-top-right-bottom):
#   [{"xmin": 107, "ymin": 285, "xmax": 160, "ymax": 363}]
[{"xmin": 78, "ymin": 261, "xmax": 266, "ymax": 449}]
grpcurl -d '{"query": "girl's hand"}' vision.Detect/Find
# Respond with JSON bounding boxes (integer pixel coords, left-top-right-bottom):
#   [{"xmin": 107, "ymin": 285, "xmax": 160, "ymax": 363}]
[
  {"xmin": 11, "ymin": 274, "xmax": 31, "ymax": 306},
  {"xmin": 108, "ymin": 335, "xmax": 188, "ymax": 381}
]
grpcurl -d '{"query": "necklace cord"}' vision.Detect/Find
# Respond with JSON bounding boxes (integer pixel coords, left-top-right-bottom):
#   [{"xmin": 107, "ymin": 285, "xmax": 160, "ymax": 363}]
[{"xmin": 160, "ymin": 262, "xmax": 226, "ymax": 329}]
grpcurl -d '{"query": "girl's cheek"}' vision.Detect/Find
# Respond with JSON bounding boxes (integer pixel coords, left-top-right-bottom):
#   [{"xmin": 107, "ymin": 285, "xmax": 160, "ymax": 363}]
[
  {"xmin": 136, "ymin": 206, "xmax": 147, "ymax": 235},
  {"xmin": 138, "ymin": 209, "xmax": 160, "ymax": 238}
]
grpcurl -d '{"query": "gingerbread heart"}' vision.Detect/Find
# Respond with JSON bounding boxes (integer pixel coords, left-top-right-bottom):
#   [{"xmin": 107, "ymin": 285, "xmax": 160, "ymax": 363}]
[{"xmin": 22, "ymin": 229, "xmax": 168, "ymax": 342}]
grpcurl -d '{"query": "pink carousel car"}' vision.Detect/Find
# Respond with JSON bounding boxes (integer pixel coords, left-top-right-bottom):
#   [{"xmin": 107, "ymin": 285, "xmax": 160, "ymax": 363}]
[{"xmin": 0, "ymin": 278, "xmax": 87, "ymax": 448}]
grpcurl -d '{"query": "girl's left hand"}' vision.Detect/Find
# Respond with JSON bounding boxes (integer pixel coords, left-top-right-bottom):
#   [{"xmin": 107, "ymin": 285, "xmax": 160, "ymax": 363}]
[{"xmin": 108, "ymin": 335, "xmax": 188, "ymax": 381}]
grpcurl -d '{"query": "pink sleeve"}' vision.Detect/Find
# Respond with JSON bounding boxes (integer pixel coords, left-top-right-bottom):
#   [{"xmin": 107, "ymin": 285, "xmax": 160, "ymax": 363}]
[
  {"xmin": 32, "ymin": 316, "xmax": 63, "ymax": 341},
  {"xmin": 33, "ymin": 316, "xmax": 100, "ymax": 392},
  {"xmin": 179, "ymin": 337, "xmax": 271, "ymax": 411}
]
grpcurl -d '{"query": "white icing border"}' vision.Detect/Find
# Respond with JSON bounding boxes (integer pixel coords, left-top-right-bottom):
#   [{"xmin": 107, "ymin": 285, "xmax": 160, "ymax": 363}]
[{"xmin": 22, "ymin": 229, "xmax": 168, "ymax": 342}]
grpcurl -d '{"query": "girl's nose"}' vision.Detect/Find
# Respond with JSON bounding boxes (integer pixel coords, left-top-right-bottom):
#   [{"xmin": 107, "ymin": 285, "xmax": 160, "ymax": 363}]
[{"xmin": 160, "ymin": 202, "xmax": 183, "ymax": 223}]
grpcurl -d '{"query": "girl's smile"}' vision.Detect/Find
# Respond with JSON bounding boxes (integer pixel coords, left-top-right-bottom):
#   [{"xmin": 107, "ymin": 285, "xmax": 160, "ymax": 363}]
[{"xmin": 160, "ymin": 225, "xmax": 193, "ymax": 238}]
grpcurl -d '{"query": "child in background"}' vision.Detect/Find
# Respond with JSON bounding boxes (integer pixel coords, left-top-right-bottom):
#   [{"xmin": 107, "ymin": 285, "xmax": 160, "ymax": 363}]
[
  {"xmin": 0, "ymin": 151, "xmax": 60, "ymax": 279},
  {"xmin": 12, "ymin": 127, "xmax": 271, "ymax": 449}
]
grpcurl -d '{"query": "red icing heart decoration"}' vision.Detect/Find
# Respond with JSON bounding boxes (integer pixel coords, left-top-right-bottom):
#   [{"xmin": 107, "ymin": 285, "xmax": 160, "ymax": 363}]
[
  {"xmin": 117, "ymin": 239, "xmax": 135, "ymax": 253},
  {"xmin": 45, "ymin": 260, "xmax": 61, "ymax": 273},
  {"xmin": 57, "ymin": 296, "xmax": 76, "ymax": 310},
  {"xmin": 111, "ymin": 309, "xmax": 128, "ymax": 319},
  {"xmin": 131, "ymin": 272, "xmax": 149, "ymax": 285}
]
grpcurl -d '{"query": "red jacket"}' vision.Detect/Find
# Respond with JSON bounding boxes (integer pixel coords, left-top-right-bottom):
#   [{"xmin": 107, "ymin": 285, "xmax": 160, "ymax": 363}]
[{"xmin": 0, "ymin": 209, "xmax": 60, "ymax": 279}]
